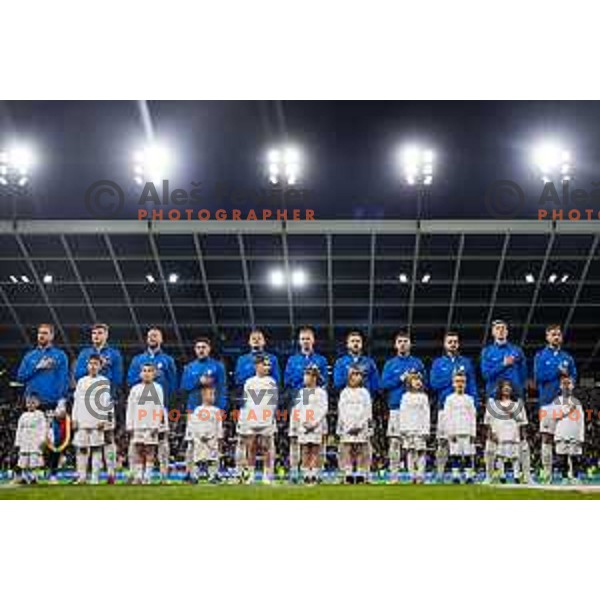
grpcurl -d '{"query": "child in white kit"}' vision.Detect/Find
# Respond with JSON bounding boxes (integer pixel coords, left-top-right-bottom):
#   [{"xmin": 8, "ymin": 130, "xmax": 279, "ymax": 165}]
[
  {"xmin": 484, "ymin": 380, "xmax": 528, "ymax": 482},
  {"xmin": 444, "ymin": 371, "xmax": 477, "ymax": 483},
  {"xmin": 72, "ymin": 354, "xmax": 112, "ymax": 484},
  {"xmin": 295, "ymin": 364, "xmax": 328, "ymax": 484},
  {"xmin": 554, "ymin": 375, "xmax": 585, "ymax": 482},
  {"xmin": 126, "ymin": 363, "xmax": 165, "ymax": 484},
  {"xmin": 187, "ymin": 382, "xmax": 224, "ymax": 483},
  {"xmin": 14, "ymin": 395, "xmax": 48, "ymax": 484},
  {"xmin": 337, "ymin": 366, "xmax": 372, "ymax": 484},
  {"xmin": 398, "ymin": 371, "xmax": 430, "ymax": 483}
]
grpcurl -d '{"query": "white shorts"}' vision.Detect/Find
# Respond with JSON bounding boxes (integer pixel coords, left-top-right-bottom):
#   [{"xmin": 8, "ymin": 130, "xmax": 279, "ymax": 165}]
[
  {"xmin": 238, "ymin": 420, "xmax": 276, "ymax": 438},
  {"xmin": 131, "ymin": 429, "xmax": 160, "ymax": 445},
  {"xmin": 18, "ymin": 452, "xmax": 44, "ymax": 469},
  {"xmin": 401, "ymin": 434, "xmax": 427, "ymax": 451},
  {"xmin": 555, "ymin": 439, "xmax": 583, "ymax": 456},
  {"xmin": 496, "ymin": 441, "xmax": 519, "ymax": 459},
  {"xmin": 298, "ymin": 429, "xmax": 322, "ymax": 445},
  {"xmin": 338, "ymin": 430, "xmax": 370, "ymax": 444},
  {"xmin": 73, "ymin": 428, "xmax": 105, "ymax": 448},
  {"xmin": 387, "ymin": 410, "xmax": 401, "ymax": 437},
  {"xmin": 191, "ymin": 437, "xmax": 219, "ymax": 462},
  {"xmin": 539, "ymin": 404, "xmax": 560, "ymax": 435},
  {"xmin": 449, "ymin": 435, "xmax": 474, "ymax": 456}
]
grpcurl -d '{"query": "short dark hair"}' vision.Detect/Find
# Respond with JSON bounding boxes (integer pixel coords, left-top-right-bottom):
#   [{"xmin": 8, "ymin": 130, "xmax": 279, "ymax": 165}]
[
  {"xmin": 91, "ymin": 323, "xmax": 109, "ymax": 332},
  {"xmin": 298, "ymin": 325, "xmax": 315, "ymax": 337},
  {"xmin": 38, "ymin": 323, "xmax": 54, "ymax": 334},
  {"xmin": 142, "ymin": 362, "xmax": 156, "ymax": 370},
  {"xmin": 546, "ymin": 324, "xmax": 562, "ymax": 333},
  {"xmin": 88, "ymin": 354, "xmax": 102, "ymax": 363},
  {"xmin": 445, "ymin": 331, "xmax": 459, "ymax": 339},
  {"xmin": 194, "ymin": 336, "xmax": 212, "ymax": 347},
  {"xmin": 395, "ymin": 330, "xmax": 410, "ymax": 341},
  {"xmin": 346, "ymin": 330, "xmax": 364, "ymax": 341}
]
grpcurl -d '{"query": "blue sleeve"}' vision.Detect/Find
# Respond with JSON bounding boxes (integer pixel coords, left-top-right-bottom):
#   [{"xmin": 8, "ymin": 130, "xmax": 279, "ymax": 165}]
[
  {"xmin": 481, "ymin": 347, "xmax": 506, "ymax": 383},
  {"xmin": 429, "ymin": 359, "xmax": 445, "ymax": 392},
  {"xmin": 217, "ymin": 361, "xmax": 228, "ymax": 410},
  {"xmin": 57, "ymin": 352, "xmax": 70, "ymax": 398},
  {"xmin": 569, "ymin": 354, "xmax": 578, "ymax": 382},
  {"xmin": 127, "ymin": 356, "xmax": 141, "ymax": 388},
  {"xmin": 380, "ymin": 360, "xmax": 396, "ymax": 391},
  {"xmin": 283, "ymin": 357, "xmax": 294, "ymax": 389},
  {"xmin": 271, "ymin": 355, "xmax": 281, "ymax": 384},
  {"xmin": 319, "ymin": 355, "xmax": 329, "ymax": 387},
  {"xmin": 368, "ymin": 359, "xmax": 379, "ymax": 392},
  {"xmin": 533, "ymin": 351, "xmax": 553, "ymax": 384},
  {"xmin": 167, "ymin": 357, "xmax": 178, "ymax": 400},
  {"xmin": 17, "ymin": 352, "xmax": 36, "ymax": 383},
  {"xmin": 234, "ymin": 357, "xmax": 245, "ymax": 387},
  {"xmin": 518, "ymin": 349, "xmax": 527, "ymax": 389},
  {"xmin": 465, "ymin": 359, "xmax": 478, "ymax": 405},
  {"xmin": 73, "ymin": 351, "xmax": 88, "ymax": 381},
  {"xmin": 416, "ymin": 359, "xmax": 427, "ymax": 387},
  {"xmin": 180, "ymin": 364, "xmax": 196, "ymax": 393},
  {"xmin": 333, "ymin": 360, "xmax": 346, "ymax": 390},
  {"xmin": 112, "ymin": 349, "xmax": 124, "ymax": 387}
]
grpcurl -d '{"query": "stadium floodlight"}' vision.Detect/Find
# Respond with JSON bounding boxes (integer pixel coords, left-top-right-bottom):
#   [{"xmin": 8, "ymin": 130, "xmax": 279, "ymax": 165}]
[
  {"xmin": 266, "ymin": 146, "xmax": 301, "ymax": 186},
  {"xmin": 168, "ymin": 272, "xmax": 179, "ymax": 284},
  {"xmin": 20, "ymin": 275, "xmax": 30, "ymax": 283},
  {"xmin": 145, "ymin": 274, "xmax": 156, "ymax": 283},
  {"xmin": 548, "ymin": 273, "xmax": 558, "ymax": 283},
  {"xmin": 400, "ymin": 145, "xmax": 435, "ymax": 186},
  {"xmin": 525, "ymin": 273, "xmax": 535, "ymax": 284},
  {"xmin": 133, "ymin": 143, "xmax": 171, "ymax": 185},
  {"xmin": 9, "ymin": 275, "xmax": 18, "ymax": 283},
  {"xmin": 560, "ymin": 274, "xmax": 569, "ymax": 283},
  {"xmin": 421, "ymin": 273, "xmax": 431, "ymax": 283},
  {"xmin": 269, "ymin": 269, "xmax": 285, "ymax": 287},
  {"xmin": 0, "ymin": 144, "xmax": 35, "ymax": 186},
  {"xmin": 291, "ymin": 269, "xmax": 307, "ymax": 288},
  {"xmin": 398, "ymin": 273, "xmax": 409, "ymax": 283},
  {"xmin": 42, "ymin": 274, "xmax": 53, "ymax": 284},
  {"xmin": 532, "ymin": 142, "xmax": 573, "ymax": 183}
]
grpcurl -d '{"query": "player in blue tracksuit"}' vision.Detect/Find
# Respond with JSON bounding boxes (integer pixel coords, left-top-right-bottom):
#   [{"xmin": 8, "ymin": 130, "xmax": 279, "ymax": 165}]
[
  {"xmin": 17, "ymin": 324, "xmax": 70, "ymax": 409},
  {"xmin": 233, "ymin": 329, "xmax": 281, "ymax": 476},
  {"xmin": 429, "ymin": 331, "xmax": 477, "ymax": 479},
  {"xmin": 534, "ymin": 324, "xmax": 578, "ymax": 481},
  {"xmin": 17, "ymin": 323, "xmax": 70, "ymax": 479},
  {"xmin": 127, "ymin": 327, "xmax": 178, "ymax": 480},
  {"xmin": 284, "ymin": 326, "xmax": 329, "ymax": 481},
  {"xmin": 74, "ymin": 323, "xmax": 124, "ymax": 392},
  {"xmin": 380, "ymin": 331, "xmax": 426, "ymax": 479},
  {"xmin": 480, "ymin": 320, "xmax": 529, "ymax": 482},
  {"xmin": 74, "ymin": 323, "xmax": 124, "ymax": 483},
  {"xmin": 333, "ymin": 331, "xmax": 379, "ymax": 395},
  {"xmin": 180, "ymin": 337, "xmax": 228, "ymax": 411}
]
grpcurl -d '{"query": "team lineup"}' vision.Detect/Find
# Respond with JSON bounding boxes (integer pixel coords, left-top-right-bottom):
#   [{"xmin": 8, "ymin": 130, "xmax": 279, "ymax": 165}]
[{"xmin": 11, "ymin": 319, "xmax": 583, "ymax": 486}]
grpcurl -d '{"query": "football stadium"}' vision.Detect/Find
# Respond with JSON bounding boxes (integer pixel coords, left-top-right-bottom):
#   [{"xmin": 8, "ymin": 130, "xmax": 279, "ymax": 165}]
[{"xmin": 1, "ymin": 101, "xmax": 600, "ymax": 500}]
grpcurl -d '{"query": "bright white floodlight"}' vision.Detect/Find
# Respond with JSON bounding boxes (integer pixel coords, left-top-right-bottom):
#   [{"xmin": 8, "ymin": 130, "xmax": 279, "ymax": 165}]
[
  {"xmin": 168, "ymin": 273, "xmax": 179, "ymax": 284},
  {"xmin": 0, "ymin": 144, "xmax": 35, "ymax": 186},
  {"xmin": 291, "ymin": 269, "xmax": 307, "ymax": 288},
  {"xmin": 43, "ymin": 274, "xmax": 53, "ymax": 284},
  {"xmin": 267, "ymin": 146, "xmax": 301, "ymax": 185},
  {"xmin": 133, "ymin": 143, "xmax": 171, "ymax": 184},
  {"xmin": 548, "ymin": 273, "xmax": 558, "ymax": 283},
  {"xmin": 398, "ymin": 273, "xmax": 409, "ymax": 284},
  {"xmin": 533, "ymin": 142, "xmax": 572, "ymax": 183},
  {"xmin": 269, "ymin": 269, "xmax": 285, "ymax": 287},
  {"xmin": 146, "ymin": 274, "xmax": 156, "ymax": 283},
  {"xmin": 421, "ymin": 273, "xmax": 431, "ymax": 283},
  {"xmin": 400, "ymin": 145, "xmax": 435, "ymax": 186},
  {"xmin": 525, "ymin": 273, "xmax": 535, "ymax": 284}
]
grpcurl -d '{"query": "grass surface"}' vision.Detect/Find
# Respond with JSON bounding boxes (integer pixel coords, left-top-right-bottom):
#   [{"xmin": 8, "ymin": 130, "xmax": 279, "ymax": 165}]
[{"xmin": 2, "ymin": 482, "xmax": 600, "ymax": 500}]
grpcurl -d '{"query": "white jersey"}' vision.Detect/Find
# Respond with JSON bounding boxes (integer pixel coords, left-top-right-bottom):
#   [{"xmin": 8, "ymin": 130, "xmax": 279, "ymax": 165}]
[
  {"xmin": 554, "ymin": 395, "xmax": 584, "ymax": 443},
  {"xmin": 187, "ymin": 405, "xmax": 224, "ymax": 440},
  {"xmin": 484, "ymin": 398, "xmax": 527, "ymax": 444},
  {"xmin": 15, "ymin": 410, "xmax": 48, "ymax": 453},
  {"xmin": 444, "ymin": 392, "xmax": 476, "ymax": 438},
  {"xmin": 337, "ymin": 387, "xmax": 372, "ymax": 437},
  {"xmin": 398, "ymin": 391, "xmax": 430, "ymax": 436},
  {"xmin": 296, "ymin": 387, "xmax": 328, "ymax": 441},
  {"xmin": 126, "ymin": 382, "xmax": 165, "ymax": 432},
  {"xmin": 241, "ymin": 375, "xmax": 278, "ymax": 429},
  {"xmin": 72, "ymin": 374, "xmax": 112, "ymax": 429}
]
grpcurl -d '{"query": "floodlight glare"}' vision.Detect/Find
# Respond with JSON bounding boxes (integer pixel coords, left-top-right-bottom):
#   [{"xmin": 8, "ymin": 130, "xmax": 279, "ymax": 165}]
[
  {"xmin": 548, "ymin": 273, "xmax": 558, "ymax": 283},
  {"xmin": 9, "ymin": 275, "xmax": 18, "ymax": 283},
  {"xmin": 43, "ymin": 274, "xmax": 53, "ymax": 284},
  {"xmin": 168, "ymin": 273, "xmax": 179, "ymax": 284},
  {"xmin": 146, "ymin": 274, "xmax": 156, "ymax": 283},
  {"xmin": 20, "ymin": 275, "xmax": 30, "ymax": 283},
  {"xmin": 400, "ymin": 145, "xmax": 435, "ymax": 186},
  {"xmin": 291, "ymin": 269, "xmax": 307, "ymax": 288},
  {"xmin": 398, "ymin": 273, "xmax": 409, "ymax": 283},
  {"xmin": 560, "ymin": 274, "xmax": 569, "ymax": 283},
  {"xmin": 133, "ymin": 143, "xmax": 171, "ymax": 184},
  {"xmin": 266, "ymin": 145, "xmax": 301, "ymax": 186},
  {"xmin": 9, "ymin": 146, "xmax": 35, "ymax": 172},
  {"xmin": 421, "ymin": 273, "xmax": 431, "ymax": 283},
  {"xmin": 525, "ymin": 273, "xmax": 535, "ymax": 284},
  {"xmin": 269, "ymin": 269, "xmax": 285, "ymax": 287},
  {"xmin": 533, "ymin": 142, "xmax": 573, "ymax": 183}
]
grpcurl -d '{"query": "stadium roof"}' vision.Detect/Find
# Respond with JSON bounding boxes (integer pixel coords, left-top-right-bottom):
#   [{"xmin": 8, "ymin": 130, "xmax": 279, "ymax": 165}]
[{"xmin": 1, "ymin": 219, "xmax": 599, "ymax": 375}]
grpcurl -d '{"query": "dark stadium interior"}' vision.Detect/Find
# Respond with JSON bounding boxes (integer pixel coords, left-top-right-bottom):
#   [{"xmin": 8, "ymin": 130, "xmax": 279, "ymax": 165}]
[{"xmin": 1, "ymin": 219, "xmax": 599, "ymax": 377}]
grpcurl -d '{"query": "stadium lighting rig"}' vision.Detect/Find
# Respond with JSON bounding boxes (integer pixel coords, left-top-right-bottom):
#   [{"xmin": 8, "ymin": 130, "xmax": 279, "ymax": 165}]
[
  {"xmin": 266, "ymin": 147, "xmax": 301, "ymax": 186},
  {"xmin": 269, "ymin": 267, "xmax": 308, "ymax": 288},
  {"xmin": 532, "ymin": 142, "xmax": 573, "ymax": 183},
  {"xmin": 0, "ymin": 144, "xmax": 35, "ymax": 187},
  {"xmin": 400, "ymin": 146, "xmax": 434, "ymax": 186},
  {"xmin": 132, "ymin": 143, "xmax": 171, "ymax": 185}
]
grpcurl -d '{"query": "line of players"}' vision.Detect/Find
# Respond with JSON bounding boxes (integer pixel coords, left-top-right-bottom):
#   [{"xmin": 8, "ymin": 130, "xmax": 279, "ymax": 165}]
[{"xmin": 12, "ymin": 318, "xmax": 582, "ymax": 484}]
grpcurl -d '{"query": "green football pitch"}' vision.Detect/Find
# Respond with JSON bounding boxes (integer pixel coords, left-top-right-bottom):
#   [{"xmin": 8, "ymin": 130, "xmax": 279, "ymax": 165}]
[{"xmin": 2, "ymin": 482, "xmax": 600, "ymax": 500}]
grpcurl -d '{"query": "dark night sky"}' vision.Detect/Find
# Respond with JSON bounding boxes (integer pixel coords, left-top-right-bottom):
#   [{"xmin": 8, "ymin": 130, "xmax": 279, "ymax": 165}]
[{"xmin": 1, "ymin": 100, "xmax": 599, "ymax": 220}]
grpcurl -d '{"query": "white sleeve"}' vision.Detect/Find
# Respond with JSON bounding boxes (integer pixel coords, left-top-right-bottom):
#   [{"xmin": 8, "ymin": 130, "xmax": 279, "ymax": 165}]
[
  {"xmin": 423, "ymin": 394, "xmax": 430, "ymax": 432},
  {"xmin": 15, "ymin": 417, "xmax": 24, "ymax": 448},
  {"xmin": 35, "ymin": 414, "xmax": 48, "ymax": 448},
  {"xmin": 72, "ymin": 380, "xmax": 84, "ymax": 423},
  {"xmin": 364, "ymin": 390, "xmax": 373, "ymax": 422},
  {"xmin": 126, "ymin": 388, "xmax": 135, "ymax": 430}
]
